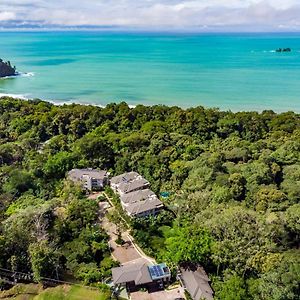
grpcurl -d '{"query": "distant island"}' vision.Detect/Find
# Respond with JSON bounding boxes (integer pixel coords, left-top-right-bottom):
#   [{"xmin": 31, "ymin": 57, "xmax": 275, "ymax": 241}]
[{"xmin": 0, "ymin": 59, "xmax": 17, "ymax": 77}]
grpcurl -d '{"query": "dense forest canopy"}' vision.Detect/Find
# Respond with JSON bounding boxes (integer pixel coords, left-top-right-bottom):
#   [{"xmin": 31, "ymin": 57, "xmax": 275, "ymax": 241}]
[{"xmin": 0, "ymin": 97, "xmax": 299, "ymax": 299}]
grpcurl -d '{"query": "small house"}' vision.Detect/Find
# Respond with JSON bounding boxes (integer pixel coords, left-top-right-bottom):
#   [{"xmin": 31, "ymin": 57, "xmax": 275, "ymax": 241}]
[
  {"xmin": 110, "ymin": 172, "xmax": 150, "ymax": 195},
  {"xmin": 112, "ymin": 259, "xmax": 171, "ymax": 293},
  {"xmin": 177, "ymin": 264, "xmax": 214, "ymax": 300},
  {"xmin": 68, "ymin": 168, "xmax": 109, "ymax": 191},
  {"xmin": 120, "ymin": 189, "xmax": 164, "ymax": 218}
]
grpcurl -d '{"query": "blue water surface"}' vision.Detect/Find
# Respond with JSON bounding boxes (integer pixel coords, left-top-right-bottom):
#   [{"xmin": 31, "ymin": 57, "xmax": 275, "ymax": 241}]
[{"xmin": 0, "ymin": 31, "xmax": 300, "ymax": 111}]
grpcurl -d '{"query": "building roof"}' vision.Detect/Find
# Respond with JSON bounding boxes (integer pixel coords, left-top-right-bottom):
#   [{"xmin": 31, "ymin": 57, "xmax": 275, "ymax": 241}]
[
  {"xmin": 118, "ymin": 178, "xmax": 149, "ymax": 194},
  {"xmin": 180, "ymin": 265, "xmax": 213, "ymax": 300},
  {"xmin": 126, "ymin": 197, "xmax": 163, "ymax": 216},
  {"xmin": 121, "ymin": 189, "xmax": 156, "ymax": 205},
  {"xmin": 112, "ymin": 260, "xmax": 153, "ymax": 285},
  {"xmin": 148, "ymin": 263, "xmax": 170, "ymax": 281},
  {"xmin": 112, "ymin": 260, "xmax": 171, "ymax": 286},
  {"xmin": 110, "ymin": 171, "xmax": 140, "ymax": 185},
  {"xmin": 111, "ymin": 172, "xmax": 162, "ymax": 216},
  {"xmin": 68, "ymin": 168, "xmax": 108, "ymax": 181}
]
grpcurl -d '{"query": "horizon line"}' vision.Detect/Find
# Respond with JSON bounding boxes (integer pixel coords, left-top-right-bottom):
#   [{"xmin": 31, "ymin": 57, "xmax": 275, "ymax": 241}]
[{"xmin": 1, "ymin": 27, "xmax": 300, "ymax": 34}]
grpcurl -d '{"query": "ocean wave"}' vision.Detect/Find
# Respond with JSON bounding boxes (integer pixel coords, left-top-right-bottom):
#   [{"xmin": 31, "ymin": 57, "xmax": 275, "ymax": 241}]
[
  {"xmin": 0, "ymin": 94, "xmax": 137, "ymax": 109},
  {"xmin": 262, "ymin": 50, "xmax": 276, "ymax": 53},
  {"xmin": 0, "ymin": 94, "xmax": 73, "ymax": 106},
  {"xmin": 47, "ymin": 100, "xmax": 81, "ymax": 106},
  {"xmin": 44, "ymin": 99, "xmax": 136, "ymax": 109},
  {"xmin": 0, "ymin": 94, "xmax": 76, "ymax": 106},
  {"xmin": 20, "ymin": 72, "xmax": 35, "ymax": 77},
  {"xmin": 0, "ymin": 75, "xmax": 16, "ymax": 79},
  {"xmin": 0, "ymin": 93, "xmax": 28, "ymax": 100},
  {"xmin": 55, "ymin": 100, "xmax": 108, "ymax": 108},
  {"xmin": 0, "ymin": 72, "xmax": 35, "ymax": 79}
]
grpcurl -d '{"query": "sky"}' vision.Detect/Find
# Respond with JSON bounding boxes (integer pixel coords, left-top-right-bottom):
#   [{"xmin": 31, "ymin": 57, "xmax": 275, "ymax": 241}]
[{"xmin": 0, "ymin": 0, "xmax": 300, "ymax": 31}]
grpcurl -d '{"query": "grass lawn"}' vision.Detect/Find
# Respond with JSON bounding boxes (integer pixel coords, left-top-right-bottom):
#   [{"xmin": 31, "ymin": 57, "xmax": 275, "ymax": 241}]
[
  {"xmin": 0, "ymin": 284, "xmax": 111, "ymax": 300},
  {"xmin": 0, "ymin": 283, "xmax": 40, "ymax": 300}
]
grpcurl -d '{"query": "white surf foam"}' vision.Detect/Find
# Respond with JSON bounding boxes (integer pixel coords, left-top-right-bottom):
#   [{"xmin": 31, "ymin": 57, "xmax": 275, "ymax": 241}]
[
  {"xmin": 0, "ymin": 93, "xmax": 29, "ymax": 100},
  {"xmin": 0, "ymin": 93, "xmax": 137, "ymax": 109},
  {"xmin": 262, "ymin": 50, "xmax": 276, "ymax": 53},
  {"xmin": 0, "ymin": 75, "xmax": 16, "ymax": 79},
  {"xmin": 20, "ymin": 72, "xmax": 35, "ymax": 77},
  {"xmin": 45, "ymin": 99, "xmax": 136, "ymax": 109},
  {"xmin": 0, "ymin": 72, "xmax": 35, "ymax": 79}
]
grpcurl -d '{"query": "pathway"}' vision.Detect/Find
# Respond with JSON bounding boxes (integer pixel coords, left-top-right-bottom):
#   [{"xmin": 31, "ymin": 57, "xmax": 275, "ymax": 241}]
[
  {"xmin": 101, "ymin": 207, "xmax": 142, "ymax": 264},
  {"xmin": 99, "ymin": 193, "xmax": 156, "ymax": 265},
  {"xmin": 130, "ymin": 287, "xmax": 186, "ymax": 300},
  {"xmin": 96, "ymin": 194, "xmax": 186, "ymax": 300}
]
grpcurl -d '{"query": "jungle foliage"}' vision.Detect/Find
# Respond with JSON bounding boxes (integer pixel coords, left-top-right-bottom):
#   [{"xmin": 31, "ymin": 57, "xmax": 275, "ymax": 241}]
[{"xmin": 0, "ymin": 97, "xmax": 299, "ymax": 299}]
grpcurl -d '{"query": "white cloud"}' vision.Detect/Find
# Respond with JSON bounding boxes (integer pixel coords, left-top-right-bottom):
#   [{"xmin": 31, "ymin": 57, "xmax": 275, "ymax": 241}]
[
  {"xmin": 0, "ymin": 11, "xmax": 16, "ymax": 21},
  {"xmin": 0, "ymin": 0, "xmax": 300, "ymax": 30}
]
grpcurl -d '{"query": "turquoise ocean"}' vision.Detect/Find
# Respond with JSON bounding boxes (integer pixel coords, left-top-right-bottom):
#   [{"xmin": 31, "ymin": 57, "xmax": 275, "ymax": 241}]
[{"xmin": 0, "ymin": 31, "xmax": 300, "ymax": 111}]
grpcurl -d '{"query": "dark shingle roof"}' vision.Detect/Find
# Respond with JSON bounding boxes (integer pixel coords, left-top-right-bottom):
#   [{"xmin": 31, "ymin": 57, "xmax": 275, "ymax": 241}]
[
  {"xmin": 112, "ymin": 260, "xmax": 153, "ymax": 285},
  {"xmin": 121, "ymin": 189, "xmax": 156, "ymax": 204},
  {"xmin": 126, "ymin": 197, "xmax": 163, "ymax": 216},
  {"xmin": 118, "ymin": 178, "xmax": 149, "ymax": 194},
  {"xmin": 180, "ymin": 266, "xmax": 213, "ymax": 300}
]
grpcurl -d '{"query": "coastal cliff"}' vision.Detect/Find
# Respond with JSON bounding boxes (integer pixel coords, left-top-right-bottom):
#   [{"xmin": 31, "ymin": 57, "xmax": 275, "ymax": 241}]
[{"xmin": 0, "ymin": 59, "xmax": 17, "ymax": 77}]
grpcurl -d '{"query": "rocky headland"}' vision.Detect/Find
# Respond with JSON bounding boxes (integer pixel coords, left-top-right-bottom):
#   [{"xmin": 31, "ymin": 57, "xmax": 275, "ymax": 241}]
[{"xmin": 0, "ymin": 59, "xmax": 17, "ymax": 77}]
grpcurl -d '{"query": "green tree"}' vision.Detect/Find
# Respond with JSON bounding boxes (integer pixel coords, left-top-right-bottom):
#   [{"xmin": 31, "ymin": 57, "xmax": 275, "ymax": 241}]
[
  {"xmin": 3, "ymin": 170, "xmax": 35, "ymax": 196},
  {"xmin": 228, "ymin": 173, "xmax": 246, "ymax": 201},
  {"xmin": 250, "ymin": 251, "xmax": 300, "ymax": 300},
  {"xmin": 43, "ymin": 151, "xmax": 76, "ymax": 178},
  {"xmin": 254, "ymin": 186, "xmax": 287, "ymax": 212},
  {"xmin": 54, "ymin": 199, "xmax": 98, "ymax": 241},
  {"xmin": 215, "ymin": 275, "xmax": 249, "ymax": 300},
  {"xmin": 29, "ymin": 241, "xmax": 60, "ymax": 281},
  {"xmin": 164, "ymin": 224, "xmax": 212, "ymax": 266}
]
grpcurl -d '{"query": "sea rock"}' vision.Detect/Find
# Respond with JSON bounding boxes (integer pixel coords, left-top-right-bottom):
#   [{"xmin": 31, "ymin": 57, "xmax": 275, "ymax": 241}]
[
  {"xmin": 276, "ymin": 48, "xmax": 292, "ymax": 53},
  {"xmin": 0, "ymin": 59, "xmax": 17, "ymax": 77}
]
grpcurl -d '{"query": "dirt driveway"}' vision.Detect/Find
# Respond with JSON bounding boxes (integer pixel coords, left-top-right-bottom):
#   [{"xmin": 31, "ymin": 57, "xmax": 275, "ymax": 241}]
[
  {"xmin": 98, "ymin": 199, "xmax": 186, "ymax": 299},
  {"xmin": 102, "ymin": 216, "xmax": 142, "ymax": 263},
  {"xmin": 130, "ymin": 286, "xmax": 186, "ymax": 300},
  {"xmin": 99, "ymin": 203, "xmax": 153, "ymax": 264}
]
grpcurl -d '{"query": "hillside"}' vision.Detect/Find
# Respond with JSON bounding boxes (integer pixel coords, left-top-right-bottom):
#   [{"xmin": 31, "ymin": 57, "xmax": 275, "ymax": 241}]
[{"xmin": 0, "ymin": 97, "xmax": 299, "ymax": 299}]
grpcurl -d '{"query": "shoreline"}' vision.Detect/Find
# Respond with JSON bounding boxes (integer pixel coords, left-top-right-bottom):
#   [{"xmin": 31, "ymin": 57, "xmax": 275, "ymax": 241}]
[
  {"xmin": 0, "ymin": 93, "xmax": 298, "ymax": 114},
  {"xmin": 0, "ymin": 93, "xmax": 300, "ymax": 114},
  {"xmin": 0, "ymin": 93, "xmax": 136, "ymax": 109}
]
